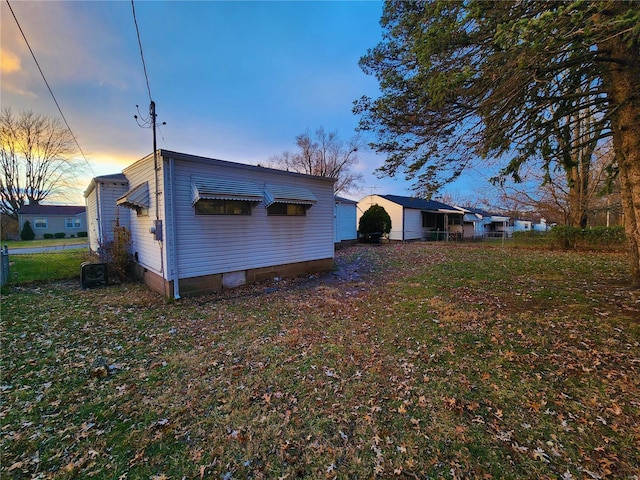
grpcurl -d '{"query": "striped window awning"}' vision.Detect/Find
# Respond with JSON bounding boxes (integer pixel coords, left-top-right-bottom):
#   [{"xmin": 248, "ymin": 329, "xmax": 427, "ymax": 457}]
[
  {"xmin": 263, "ymin": 184, "xmax": 317, "ymax": 208},
  {"xmin": 191, "ymin": 177, "xmax": 264, "ymax": 205},
  {"xmin": 116, "ymin": 182, "xmax": 149, "ymax": 210}
]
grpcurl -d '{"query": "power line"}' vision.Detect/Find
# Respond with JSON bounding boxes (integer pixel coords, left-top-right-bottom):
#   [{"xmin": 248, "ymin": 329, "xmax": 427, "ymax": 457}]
[
  {"xmin": 131, "ymin": 0, "xmax": 152, "ymax": 103},
  {"xmin": 5, "ymin": 0, "xmax": 95, "ymax": 177}
]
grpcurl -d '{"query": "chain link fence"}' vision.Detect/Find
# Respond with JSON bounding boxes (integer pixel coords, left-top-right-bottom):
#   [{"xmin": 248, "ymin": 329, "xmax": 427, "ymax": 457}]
[
  {"xmin": 2, "ymin": 247, "xmax": 95, "ymax": 285},
  {"xmin": 1, "ymin": 246, "xmax": 9, "ymax": 287}
]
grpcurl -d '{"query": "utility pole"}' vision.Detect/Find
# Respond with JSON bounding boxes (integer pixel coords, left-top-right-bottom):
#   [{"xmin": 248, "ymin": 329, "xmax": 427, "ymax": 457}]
[
  {"xmin": 134, "ymin": 101, "xmax": 166, "ymax": 244},
  {"xmin": 150, "ymin": 101, "xmax": 159, "ymax": 220}
]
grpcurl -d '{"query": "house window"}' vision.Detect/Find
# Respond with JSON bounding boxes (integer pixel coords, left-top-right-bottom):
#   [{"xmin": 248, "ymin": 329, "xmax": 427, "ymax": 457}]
[
  {"xmin": 34, "ymin": 217, "xmax": 47, "ymax": 229},
  {"xmin": 65, "ymin": 217, "xmax": 82, "ymax": 228},
  {"xmin": 195, "ymin": 199, "xmax": 252, "ymax": 215},
  {"xmin": 267, "ymin": 203, "xmax": 307, "ymax": 216},
  {"xmin": 422, "ymin": 212, "xmax": 442, "ymax": 229},
  {"xmin": 448, "ymin": 215, "xmax": 462, "ymax": 226}
]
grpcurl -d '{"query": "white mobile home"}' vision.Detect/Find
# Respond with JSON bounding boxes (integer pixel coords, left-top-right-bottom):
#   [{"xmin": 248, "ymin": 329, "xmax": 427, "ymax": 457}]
[
  {"xmin": 87, "ymin": 150, "xmax": 336, "ymax": 298},
  {"xmin": 357, "ymin": 194, "xmax": 462, "ymax": 241}
]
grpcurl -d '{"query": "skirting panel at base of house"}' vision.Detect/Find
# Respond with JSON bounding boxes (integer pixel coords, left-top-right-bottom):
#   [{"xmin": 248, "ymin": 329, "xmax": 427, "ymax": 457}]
[
  {"xmin": 132, "ymin": 266, "xmax": 173, "ymax": 299},
  {"xmin": 135, "ymin": 257, "xmax": 335, "ymax": 298},
  {"xmin": 335, "ymin": 239, "xmax": 358, "ymax": 250}
]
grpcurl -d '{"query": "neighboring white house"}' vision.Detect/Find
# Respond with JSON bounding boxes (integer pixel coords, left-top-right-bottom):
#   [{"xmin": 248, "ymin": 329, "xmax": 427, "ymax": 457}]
[
  {"xmin": 86, "ymin": 150, "xmax": 336, "ymax": 298},
  {"xmin": 334, "ymin": 196, "xmax": 357, "ymax": 247},
  {"xmin": 513, "ymin": 218, "xmax": 551, "ymax": 234},
  {"xmin": 17, "ymin": 205, "xmax": 87, "ymax": 239},
  {"xmin": 534, "ymin": 218, "xmax": 550, "ymax": 232},
  {"xmin": 357, "ymin": 194, "xmax": 462, "ymax": 241},
  {"xmin": 84, "ymin": 173, "xmax": 129, "ymax": 252},
  {"xmin": 513, "ymin": 219, "xmax": 533, "ymax": 233},
  {"xmin": 454, "ymin": 206, "xmax": 510, "ymax": 239}
]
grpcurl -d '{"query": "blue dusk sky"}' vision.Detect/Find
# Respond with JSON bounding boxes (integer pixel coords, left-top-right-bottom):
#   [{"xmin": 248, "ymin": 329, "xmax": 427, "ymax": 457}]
[{"xmin": 1, "ymin": 0, "xmax": 494, "ymax": 204}]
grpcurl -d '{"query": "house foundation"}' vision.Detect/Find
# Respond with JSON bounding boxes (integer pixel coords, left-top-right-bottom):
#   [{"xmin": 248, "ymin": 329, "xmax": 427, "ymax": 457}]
[{"xmin": 134, "ymin": 257, "xmax": 335, "ymax": 298}]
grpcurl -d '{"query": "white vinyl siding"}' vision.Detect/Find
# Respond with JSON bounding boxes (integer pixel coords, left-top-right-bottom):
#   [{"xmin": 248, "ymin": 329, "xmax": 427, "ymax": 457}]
[
  {"xmin": 85, "ymin": 188, "xmax": 100, "ymax": 252},
  {"xmin": 168, "ymin": 156, "xmax": 334, "ymax": 281},
  {"xmin": 86, "ymin": 181, "xmax": 129, "ymax": 253},
  {"xmin": 122, "ymin": 156, "xmax": 164, "ymax": 274},
  {"xmin": 403, "ymin": 209, "xmax": 425, "ymax": 241},
  {"xmin": 335, "ymin": 201, "xmax": 357, "ymax": 242}
]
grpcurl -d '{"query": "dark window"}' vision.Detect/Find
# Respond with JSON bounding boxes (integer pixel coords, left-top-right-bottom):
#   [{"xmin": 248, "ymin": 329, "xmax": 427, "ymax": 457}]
[
  {"xmin": 195, "ymin": 199, "xmax": 252, "ymax": 215},
  {"xmin": 267, "ymin": 203, "xmax": 306, "ymax": 216},
  {"xmin": 448, "ymin": 215, "xmax": 462, "ymax": 226},
  {"xmin": 422, "ymin": 212, "xmax": 443, "ymax": 229}
]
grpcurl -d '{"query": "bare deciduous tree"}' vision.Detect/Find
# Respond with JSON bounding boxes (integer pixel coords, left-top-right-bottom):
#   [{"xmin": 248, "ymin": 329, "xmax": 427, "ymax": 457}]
[
  {"xmin": 269, "ymin": 127, "xmax": 364, "ymax": 195},
  {"xmin": 0, "ymin": 108, "xmax": 80, "ymax": 219},
  {"xmin": 497, "ymin": 142, "xmax": 620, "ymax": 227}
]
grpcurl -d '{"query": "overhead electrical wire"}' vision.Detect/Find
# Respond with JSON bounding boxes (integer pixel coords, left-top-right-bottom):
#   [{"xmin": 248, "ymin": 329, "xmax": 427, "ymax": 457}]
[
  {"xmin": 5, "ymin": 0, "xmax": 95, "ymax": 177},
  {"xmin": 131, "ymin": 0, "xmax": 153, "ymax": 103}
]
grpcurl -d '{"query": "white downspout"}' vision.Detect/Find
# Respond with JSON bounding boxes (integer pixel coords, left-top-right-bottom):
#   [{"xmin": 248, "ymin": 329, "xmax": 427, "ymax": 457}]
[{"xmin": 168, "ymin": 157, "xmax": 180, "ymax": 299}]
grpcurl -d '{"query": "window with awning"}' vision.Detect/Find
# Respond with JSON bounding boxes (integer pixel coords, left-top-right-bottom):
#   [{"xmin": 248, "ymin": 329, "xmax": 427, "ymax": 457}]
[
  {"xmin": 191, "ymin": 177, "xmax": 264, "ymax": 204},
  {"xmin": 116, "ymin": 182, "xmax": 149, "ymax": 214},
  {"xmin": 192, "ymin": 177, "xmax": 263, "ymax": 215},
  {"xmin": 263, "ymin": 184, "xmax": 317, "ymax": 208}
]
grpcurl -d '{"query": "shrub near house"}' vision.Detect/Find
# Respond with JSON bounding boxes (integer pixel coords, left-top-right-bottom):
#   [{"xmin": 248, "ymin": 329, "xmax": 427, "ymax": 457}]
[
  {"xmin": 550, "ymin": 226, "xmax": 626, "ymax": 249},
  {"xmin": 20, "ymin": 220, "xmax": 35, "ymax": 241},
  {"xmin": 359, "ymin": 204, "xmax": 392, "ymax": 242}
]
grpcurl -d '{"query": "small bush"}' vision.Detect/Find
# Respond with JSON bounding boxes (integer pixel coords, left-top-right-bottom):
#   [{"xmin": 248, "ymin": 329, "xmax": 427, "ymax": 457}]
[
  {"xmin": 98, "ymin": 218, "xmax": 133, "ymax": 282},
  {"xmin": 77, "ymin": 231, "xmax": 88, "ymax": 238},
  {"xmin": 54, "ymin": 232, "xmax": 66, "ymax": 239},
  {"xmin": 43, "ymin": 233, "xmax": 54, "ymax": 239},
  {"xmin": 359, "ymin": 205, "xmax": 392, "ymax": 236},
  {"xmin": 550, "ymin": 226, "xmax": 580, "ymax": 249},
  {"xmin": 583, "ymin": 226, "xmax": 626, "ymax": 245},
  {"xmin": 20, "ymin": 221, "xmax": 35, "ymax": 241}
]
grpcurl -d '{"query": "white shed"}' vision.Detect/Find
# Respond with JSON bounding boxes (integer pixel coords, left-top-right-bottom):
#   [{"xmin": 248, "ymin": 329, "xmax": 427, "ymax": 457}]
[
  {"xmin": 84, "ymin": 173, "xmax": 129, "ymax": 253},
  {"xmin": 95, "ymin": 150, "xmax": 336, "ymax": 298},
  {"xmin": 334, "ymin": 196, "xmax": 358, "ymax": 247}
]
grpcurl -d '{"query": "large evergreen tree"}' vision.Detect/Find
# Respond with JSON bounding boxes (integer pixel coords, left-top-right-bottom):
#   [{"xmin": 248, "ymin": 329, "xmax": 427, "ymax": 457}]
[{"xmin": 355, "ymin": 1, "xmax": 640, "ymax": 283}]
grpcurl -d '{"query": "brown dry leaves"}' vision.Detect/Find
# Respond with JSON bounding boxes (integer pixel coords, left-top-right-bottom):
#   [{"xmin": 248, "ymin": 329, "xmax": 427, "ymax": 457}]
[{"xmin": 1, "ymin": 243, "xmax": 639, "ymax": 479}]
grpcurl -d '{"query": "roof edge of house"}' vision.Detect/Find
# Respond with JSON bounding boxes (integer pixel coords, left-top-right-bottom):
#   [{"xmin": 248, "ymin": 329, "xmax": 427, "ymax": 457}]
[{"xmin": 123, "ymin": 149, "xmax": 337, "ymax": 184}]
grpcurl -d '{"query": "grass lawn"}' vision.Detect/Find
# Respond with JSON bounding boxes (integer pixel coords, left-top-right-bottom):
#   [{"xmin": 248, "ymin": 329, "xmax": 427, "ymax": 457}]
[
  {"xmin": 1, "ymin": 243, "xmax": 638, "ymax": 479},
  {"xmin": 7, "ymin": 250, "xmax": 93, "ymax": 284}
]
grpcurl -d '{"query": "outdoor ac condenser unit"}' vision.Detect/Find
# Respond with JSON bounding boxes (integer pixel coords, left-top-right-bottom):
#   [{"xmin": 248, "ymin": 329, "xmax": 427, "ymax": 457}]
[{"xmin": 80, "ymin": 262, "xmax": 108, "ymax": 289}]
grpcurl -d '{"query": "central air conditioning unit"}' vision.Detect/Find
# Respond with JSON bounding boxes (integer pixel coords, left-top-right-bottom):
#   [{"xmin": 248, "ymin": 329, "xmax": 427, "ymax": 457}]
[{"xmin": 80, "ymin": 262, "xmax": 108, "ymax": 289}]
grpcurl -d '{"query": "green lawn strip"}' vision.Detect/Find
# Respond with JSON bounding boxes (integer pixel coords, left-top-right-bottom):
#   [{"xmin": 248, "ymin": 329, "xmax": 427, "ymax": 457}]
[
  {"xmin": 7, "ymin": 250, "xmax": 92, "ymax": 284},
  {"xmin": 1, "ymin": 244, "xmax": 638, "ymax": 479}
]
